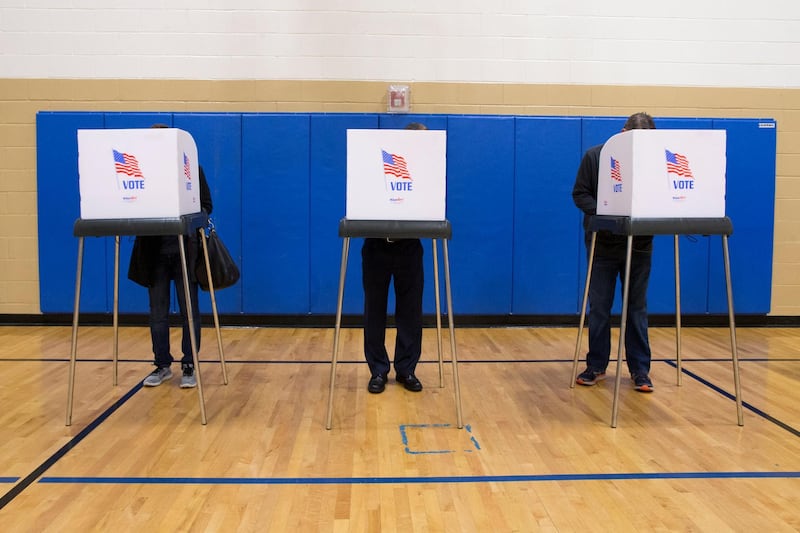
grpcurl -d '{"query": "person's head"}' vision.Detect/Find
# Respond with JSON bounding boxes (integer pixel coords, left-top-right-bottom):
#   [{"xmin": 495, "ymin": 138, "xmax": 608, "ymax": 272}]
[
  {"xmin": 405, "ymin": 122, "xmax": 427, "ymax": 130},
  {"xmin": 150, "ymin": 123, "xmax": 169, "ymax": 129},
  {"xmin": 622, "ymin": 112, "xmax": 656, "ymax": 131}
]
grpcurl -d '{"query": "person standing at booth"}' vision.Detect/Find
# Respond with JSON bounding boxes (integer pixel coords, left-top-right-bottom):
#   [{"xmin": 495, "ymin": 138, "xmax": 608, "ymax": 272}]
[
  {"xmin": 572, "ymin": 112, "xmax": 656, "ymax": 393},
  {"xmin": 362, "ymin": 122, "xmax": 427, "ymax": 394},
  {"xmin": 127, "ymin": 124, "xmax": 213, "ymax": 389}
]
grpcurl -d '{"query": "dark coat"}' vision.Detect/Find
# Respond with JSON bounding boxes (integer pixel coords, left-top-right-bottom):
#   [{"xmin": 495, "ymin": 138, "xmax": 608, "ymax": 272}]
[
  {"xmin": 127, "ymin": 166, "xmax": 213, "ymax": 287},
  {"xmin": 572, "ymin": 143, "xmax": 652, "ymax": 255}
]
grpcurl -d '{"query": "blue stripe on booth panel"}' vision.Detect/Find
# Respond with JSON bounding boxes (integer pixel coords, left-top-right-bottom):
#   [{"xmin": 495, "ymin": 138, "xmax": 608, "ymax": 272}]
[
  {"xmin": 242, "ymin": 114, "xmax": 311, "ymax": 314},
  {"xmin": 580, "ymin": 117, "xmax": 627, "ymax": 153},
  {"xmin": 175, "ymin": 113, "xmax": 243, "ymax": 314},
  {"xmin": 647, "ymin": 117, "xmax": 714, "ymax": 315},
  {"xmin": 708, "ymin": 118, "xmax": 776, "ymax": 314},
  {"xmin": 37, "ymin": 112, "xmax": 106, "ymax": 313},
  {"xmin": 446, "ymin": 116, "xmax": 515, "ymax": 315},
  {"xmin": 513, "ymin": 116, "xmax": 582, "ymax": 314},
  {"xmin": 378, "ymin": 114, "xmax": 450, "ymax": 315},
  {"xmin": 577, "ymin": 117, "xmax": 717, "ymax": 316},
  {"xmin": 103, "ymin": 113, "xmax": 177, "ymax": 314},
  {"xmin": 577, "ymin": 117, "xmax": 634, "ymax": 316},
  {"xmin": 309, "ymin": 114, "xmax": 380, "ymax": 314}
]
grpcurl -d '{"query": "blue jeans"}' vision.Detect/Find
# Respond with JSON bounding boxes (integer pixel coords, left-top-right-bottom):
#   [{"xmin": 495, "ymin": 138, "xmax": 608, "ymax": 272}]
[
  {"xmin": 147, "ymin": 251, "xmax": 201, "ymax": 368},
  {"xmin": 586, "ymin": 247, "xmax": 652, "ymax": 377}
]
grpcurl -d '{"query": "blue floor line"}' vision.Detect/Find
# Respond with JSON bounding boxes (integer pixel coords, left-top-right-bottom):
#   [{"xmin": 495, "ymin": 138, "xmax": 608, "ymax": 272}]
[
  {"xmin": 2, "ymin": 357, "xmax": 799, "ymax": 510},
  {"xmin": 664, "ymin": 360, "xmax": 800, "ymax": 438},
  {"xmin": 37, "ymin": 471, "xmax": 800, "ymax": 485},
  {"xmin": 0, "ymin": 380, "xmax": 143, "ymax": 510}
]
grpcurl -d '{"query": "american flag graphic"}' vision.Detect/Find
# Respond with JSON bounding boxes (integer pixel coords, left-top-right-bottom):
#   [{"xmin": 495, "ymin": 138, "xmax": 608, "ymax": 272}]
[
  {"xmin": 665, "ymin": 149, "xmax": 693, "ymax": 178},
  {"xmin": 113, "ymin": 149, "xmax": 143, "ymax": 178},
  {"xmin": 382, "ymin": 150, "xmax": 411, "ymax": 180},
  {"xmin": 610, "ymin": 157, "xmax": 622, "ymax": 182},
  {"xmin": 183, "ymin": 153, "xmax": 191, "ymax": 180}
]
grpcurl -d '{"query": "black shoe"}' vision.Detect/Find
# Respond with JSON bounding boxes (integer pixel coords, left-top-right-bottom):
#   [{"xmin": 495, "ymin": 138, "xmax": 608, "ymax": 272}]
[
  {"xmin": 368, "ymin": 373, "xmax": 388, "ymax": 394},
  {"xmin": 396, "ymin": 373, "xmax": 423, "ymax": 392}
]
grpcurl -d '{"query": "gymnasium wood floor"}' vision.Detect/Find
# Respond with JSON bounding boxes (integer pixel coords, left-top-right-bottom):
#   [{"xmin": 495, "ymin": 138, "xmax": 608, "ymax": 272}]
[{"xmin": 0, "ymin": 323, "xmax": 798, "ymax": 532}]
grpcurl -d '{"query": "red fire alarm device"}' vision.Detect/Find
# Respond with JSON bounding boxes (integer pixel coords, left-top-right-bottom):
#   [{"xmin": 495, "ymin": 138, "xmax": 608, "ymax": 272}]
[{"xmin": 387, "ymin": 85, "xmax": 410, "ymax": 113}]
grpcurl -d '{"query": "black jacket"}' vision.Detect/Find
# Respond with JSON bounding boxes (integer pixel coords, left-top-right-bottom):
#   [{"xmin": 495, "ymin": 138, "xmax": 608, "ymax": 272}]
[
  {"xmin": 572, "ymin": 143, "xmax": 652, "ymax": 255},
  {"xmin": 127, "ymin": 166, "xmax": 213, "ymax": 287}
]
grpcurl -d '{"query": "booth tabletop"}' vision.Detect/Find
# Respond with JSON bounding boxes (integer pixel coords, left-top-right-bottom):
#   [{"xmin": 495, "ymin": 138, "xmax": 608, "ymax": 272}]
[
  {"xmin": 338, "ymin": 219, "xmax": 452, "ymax": 239},
  {"xmin": 73, "ymin": 212, "xmax": 208, "ymax": 237},
  {"xmin": 589, "ymin": 216, "xmax": 733, "ymax": 236}
]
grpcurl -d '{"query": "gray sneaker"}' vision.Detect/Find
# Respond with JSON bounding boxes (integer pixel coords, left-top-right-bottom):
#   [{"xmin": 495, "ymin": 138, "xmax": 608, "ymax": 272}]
[
  {"xmin": 143, "ymin": 366, "xmax": 172, "ymax": 387},
  {"xmin": 180, "ymin": 364, "xmax": 197, "ymax": 388}
]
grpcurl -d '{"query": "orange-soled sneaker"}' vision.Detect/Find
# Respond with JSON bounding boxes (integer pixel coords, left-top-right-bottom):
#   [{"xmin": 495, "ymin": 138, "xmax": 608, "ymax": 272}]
[
  {"xmin": 632, "ymin": 373, "xmax": 654, "ymax": 393},
  {"xmin": 576, "ymin": 368, "xmax": 606, "ymax": 386}
]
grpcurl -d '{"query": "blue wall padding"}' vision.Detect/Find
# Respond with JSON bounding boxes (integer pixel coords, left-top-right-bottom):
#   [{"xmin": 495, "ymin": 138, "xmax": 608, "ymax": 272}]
[
  {"xmin": 634, "ymin": 117, "xmax": 715, "ymax": 315},
  {"xmin": 175, "ymin": 113, "xmax": 244, "ymax": 314},
  {"xmin": 578, "ymin": 117, "xmax": 632, "ymax": 315},
  {"xmin": 242, "ymin": 114, "xmax": 310, "ymax": 314},
  {"xmin": 35, "ymin": 112, "xmax": 776, "ymax": 317},
  {"xmin": 37, "ymin": 112, "xmax": 106, "ymax": 313},
  {"xmin": 513, "ymin": 116, "xmax": 582, "ymax": 314},
  {"xmin": 378, "ymin": 114, "xmax": 450, "ymax": 315},
  {"xmin": 647, "ymin": 118, "xmax": 715, "ymax": 315},
  {"xmin": 102, "ymin": 113, "xmax": 174, "ymax": 314},
  {"xmin": 308, "ymin": 114, "xmax": 379, "ymax": 314},
  {"xmin": 446, "ymin": 115, "xmax": 516, "ymax": 314},
  {"xmin": 707, "ymin": 119, "xmax": 776, "ymax": 314}
]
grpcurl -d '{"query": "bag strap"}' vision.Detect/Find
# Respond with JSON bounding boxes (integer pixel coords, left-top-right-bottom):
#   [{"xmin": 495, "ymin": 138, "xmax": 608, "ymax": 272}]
[{"xmin": 200, "ymin": 217, "xmax": 216, "ymax": 238}]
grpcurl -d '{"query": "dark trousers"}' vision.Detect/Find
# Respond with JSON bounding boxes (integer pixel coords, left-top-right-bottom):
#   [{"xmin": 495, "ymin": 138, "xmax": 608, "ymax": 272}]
[
  {"xmin": 147, "ymin": 251, "xmax": 201, "ymax": 368},
  {"xmin": 586, "ymin": 247, "xmax": 652, "ymax": 377},
  {"xmin": 361, "ymin": 238, "xmax": 424, "ymax": 378}
]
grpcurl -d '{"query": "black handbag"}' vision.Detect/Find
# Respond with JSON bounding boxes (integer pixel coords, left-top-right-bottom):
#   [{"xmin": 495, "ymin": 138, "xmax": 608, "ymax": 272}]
[{"xmin": 196, "ymin": 220, "xmax": 240, "ymax": 291}]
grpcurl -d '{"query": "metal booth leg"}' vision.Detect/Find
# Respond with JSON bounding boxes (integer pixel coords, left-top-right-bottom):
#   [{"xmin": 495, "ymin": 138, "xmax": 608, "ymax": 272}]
[
  {"xmin": 179, "ymin": 235, "xmax": 207, "ymax": 425},
  {"xmin": 326, "ymin": 237, "xmax": 350, "ymax": 430},
  {"xmin": 571, "ymin": 232, "xmax": 597, "ymax": 388},
  {"xmin": 610, "ymin": 235, "xmax": 634, "ymax": 428},
  {"xmin": 722, "ymin": 235, "xmax": 744, "ymax": 426},
  {"xmin": 198, "ymin": 228, "xmax": 228, "ymax": 385},
  {"xmin": 66, "ymin": 237, "xmax": 85, "ymax": 426},
  {"xmin": 442, "ymin": 239, "xmax": 463, "ymax": 429},
  {"xmin": 432, "ymin": 239, "xmax": 445, "ymax": 388},
  {"xmin": 113, "ymin": 236, "xmax": 120, "ymax": 386},
  {"xmin": 674, "ymin": 235, "xmax": 682, "ymax": 386}
]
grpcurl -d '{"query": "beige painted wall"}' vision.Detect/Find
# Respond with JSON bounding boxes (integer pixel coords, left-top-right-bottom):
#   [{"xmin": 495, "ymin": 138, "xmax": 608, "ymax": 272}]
[{"xmin": 1, "ymin": 79, "xmax": 798, "ymax": 315}]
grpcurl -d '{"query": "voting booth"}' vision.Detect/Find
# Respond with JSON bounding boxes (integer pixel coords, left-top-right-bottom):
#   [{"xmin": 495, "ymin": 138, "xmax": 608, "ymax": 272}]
[
  {"xmin": 571, "ymin": 129, "xmax": 743, "ymax": 428},
  {"xmin": 597, "ymin": 129, "xmax": 727, "ymax": 218},
  {"xmin": 78, "ymin": 128, "xmax": 202, "ymax": 219},
  {"xmin": 67, "ymin": 128, "xmax": 228, "ymax": 427},
  {"xmin": 326, "ymin": 128, "xmax": 463, "ymax": 430},
  {"xmin": 346, "ymin": 128, "xmax": 447, "ymax": 221}
]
